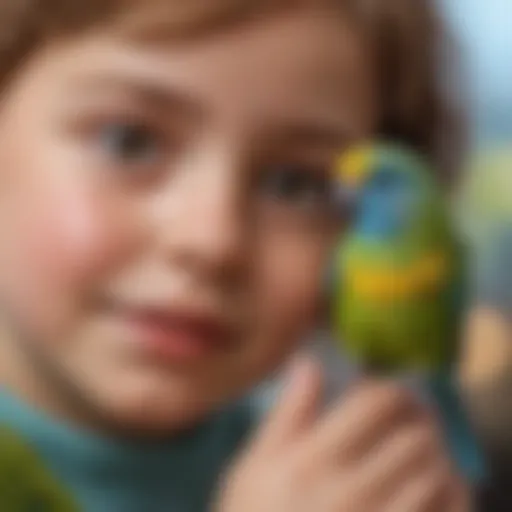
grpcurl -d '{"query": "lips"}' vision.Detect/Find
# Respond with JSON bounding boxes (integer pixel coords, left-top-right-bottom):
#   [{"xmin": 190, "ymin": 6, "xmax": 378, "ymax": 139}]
[{"xmin": 118, "ymin": 306, "xmax": 233, "ymax": 363}]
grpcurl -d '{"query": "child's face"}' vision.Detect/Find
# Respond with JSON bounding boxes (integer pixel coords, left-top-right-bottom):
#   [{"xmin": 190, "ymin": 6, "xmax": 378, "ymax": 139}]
[{"xmin": 0, "ymin": 6, "xmax": 375, "ymax": 431}]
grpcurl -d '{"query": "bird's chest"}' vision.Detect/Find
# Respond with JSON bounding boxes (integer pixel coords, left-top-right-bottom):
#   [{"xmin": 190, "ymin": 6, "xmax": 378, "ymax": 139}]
[
  {"xmin": 337, "ymin": 249, "xmax": 454, "ymax": 368},
  {"xmin": 345, "ymin": 250, "xmax": 450, "ymax": 305}
]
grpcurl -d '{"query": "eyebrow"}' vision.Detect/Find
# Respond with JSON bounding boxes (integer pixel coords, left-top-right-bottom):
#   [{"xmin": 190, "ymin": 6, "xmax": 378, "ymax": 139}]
[
  {"xmin": 68, "ymin": 73, "xmax": 355, "ymax": 148},
  {"xmin": 69, "ymin": 73, "xmax": 204, "ymax": 119}
]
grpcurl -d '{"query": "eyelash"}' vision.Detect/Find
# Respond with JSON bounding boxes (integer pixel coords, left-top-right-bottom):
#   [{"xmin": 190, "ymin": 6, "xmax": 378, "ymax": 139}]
[
  {"xmin": 257, "ymin": 163, "xmax": 336, "ymax": 213},
  {"xmin": 79, "ymin": 112, "xmax": 172, "ymax": 177},
  {"xmin": 75, "ymin": 111, "xmax": 338, "ymax": 221}
]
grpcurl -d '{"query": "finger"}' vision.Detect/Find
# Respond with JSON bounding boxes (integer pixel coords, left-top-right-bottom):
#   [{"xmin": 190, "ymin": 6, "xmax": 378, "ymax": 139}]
[
  {"xmin": 305, "ymin": 381, "xmax": 419, "ymax": 462},
  {"xmin": 382, "ymin": 465, "xmax": 450, "ymax": 512},
  {"xmin": 253, "ymin": 355, "xmax": 323, "ymax": 453},
  {"xmin": 446, "ymin": 475, "xmax": 473, "ymax": 512},
  {"xmin": 351, "ymin": 421, "xmax": 444, "ymax": 504}
]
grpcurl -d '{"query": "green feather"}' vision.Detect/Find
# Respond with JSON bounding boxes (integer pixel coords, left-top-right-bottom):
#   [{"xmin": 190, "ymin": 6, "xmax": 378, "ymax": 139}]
[
  {"xmin": 330, "ymin": 143, "xmax": 464, "ymax": 372},
  {"xmin": 0, "ymin": 428, "xmax": 79, "ymax": 511},
  {"xmin": 329, "ymin": 143, "xmax": 486, "ymax": 481}
]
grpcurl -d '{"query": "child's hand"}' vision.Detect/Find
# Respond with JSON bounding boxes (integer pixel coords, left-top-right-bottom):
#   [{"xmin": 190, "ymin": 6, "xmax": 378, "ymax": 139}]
[{"xmin": 216, "ymin": 358, "xmax": 470, "ymax": 512}]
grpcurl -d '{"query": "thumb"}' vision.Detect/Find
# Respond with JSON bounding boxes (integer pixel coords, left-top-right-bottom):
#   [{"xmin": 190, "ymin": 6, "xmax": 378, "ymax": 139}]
[{"xmin": 253, "ymin": 355, "xmax": 323, "ymax": 453}]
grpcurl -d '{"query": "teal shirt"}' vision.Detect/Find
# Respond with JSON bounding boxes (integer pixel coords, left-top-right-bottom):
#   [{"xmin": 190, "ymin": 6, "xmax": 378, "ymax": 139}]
[{"xmin": 0, "ymin": 388, "xmax": 254, "ymax": 511}]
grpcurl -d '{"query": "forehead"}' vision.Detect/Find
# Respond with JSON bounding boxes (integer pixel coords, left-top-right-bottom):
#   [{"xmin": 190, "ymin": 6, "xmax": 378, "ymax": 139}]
[
  {"xmin": 28, "ymin": 5, "xmax": 376, "ymax": 139},
  {"xmin": 110, "ymin": 0, "xmax": 347, "ymax": 40}
]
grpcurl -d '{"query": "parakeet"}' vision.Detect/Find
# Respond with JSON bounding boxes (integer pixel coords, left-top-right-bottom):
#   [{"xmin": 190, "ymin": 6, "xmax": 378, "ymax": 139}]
[
  {"xmin": 0, "ymin": 427, "xmax": 79, "ymax": 511},
  {"xmin": 327, "ymin": 142, "xmax": 485, "ymax": 482}
]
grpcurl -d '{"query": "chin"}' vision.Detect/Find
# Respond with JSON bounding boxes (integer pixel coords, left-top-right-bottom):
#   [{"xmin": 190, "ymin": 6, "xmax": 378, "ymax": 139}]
[{"xmin": 88, "ymin": 374, "xmax": 227, "ymax": 437}]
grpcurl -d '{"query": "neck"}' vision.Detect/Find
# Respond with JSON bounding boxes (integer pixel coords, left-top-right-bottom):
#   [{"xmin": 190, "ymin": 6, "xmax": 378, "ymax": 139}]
[{"xmin": 0, "ymin": 329, "xmax": 96, "ymax": 435}]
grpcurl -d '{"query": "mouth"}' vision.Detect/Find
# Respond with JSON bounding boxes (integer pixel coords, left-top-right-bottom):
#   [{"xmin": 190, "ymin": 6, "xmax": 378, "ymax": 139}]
[{"xmin": 113, "ymin": 304, "xmax": 235, "ymax": 364}]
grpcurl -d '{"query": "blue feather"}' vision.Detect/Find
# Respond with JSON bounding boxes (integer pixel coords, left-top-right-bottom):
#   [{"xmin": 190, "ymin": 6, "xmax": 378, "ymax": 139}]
[
  {"xmin": 425, "ymin": 370, "xmax": 486, "ymax": 483},
  {"xmin": 429, "ymin": 258, "xmax": 486, "ymax": 483}
]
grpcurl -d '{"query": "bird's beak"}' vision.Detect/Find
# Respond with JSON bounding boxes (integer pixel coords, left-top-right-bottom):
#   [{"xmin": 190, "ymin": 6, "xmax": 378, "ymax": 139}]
[{"xmin": 335, "ymin": 146, "xmax": 370, "ymax": 191}]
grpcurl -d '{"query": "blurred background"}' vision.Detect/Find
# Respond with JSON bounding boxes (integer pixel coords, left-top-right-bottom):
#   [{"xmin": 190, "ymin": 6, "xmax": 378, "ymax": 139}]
[
  {"xmin": 255, "ymin": 1, "xmax": 512, "ymax": 507},
  {"xmin": 445, "ymin": 2, "xmax": 512, "ymax": 507},
  {"xmin": 442, "ymin": 0, "xmax": 512, "ymax": 144}
]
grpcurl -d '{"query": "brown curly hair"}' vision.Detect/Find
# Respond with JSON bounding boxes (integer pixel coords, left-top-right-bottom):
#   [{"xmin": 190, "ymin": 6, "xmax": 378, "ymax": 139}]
[{"xmin": 0, "ymin": 0, "xmax": 465, "ymax": 177}]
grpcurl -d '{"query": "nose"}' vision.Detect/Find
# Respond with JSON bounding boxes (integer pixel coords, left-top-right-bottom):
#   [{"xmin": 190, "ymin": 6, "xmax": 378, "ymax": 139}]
[{"xmin": 153, "ymin": 150, "xmax": 247, "ymax": 282}]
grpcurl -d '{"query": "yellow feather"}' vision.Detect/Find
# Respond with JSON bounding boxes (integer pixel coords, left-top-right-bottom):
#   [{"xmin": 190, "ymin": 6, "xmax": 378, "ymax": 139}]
[
  {"xmin": 336, "ymin": 146, "xmax": 372, "ymax": 188},
  {"xmin": 349, "ymin": 253, "xmax": 449, "ymax": 301}
]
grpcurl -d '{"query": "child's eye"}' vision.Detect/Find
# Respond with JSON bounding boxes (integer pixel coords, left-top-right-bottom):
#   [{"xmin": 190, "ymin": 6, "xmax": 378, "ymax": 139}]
[
  {"xmin": 97, "ymin": 122, "xmax": 163, "ymax": 167},
  {"xmin": 258, "ymin": 164, "xmax": 333, "ymax": 210}
]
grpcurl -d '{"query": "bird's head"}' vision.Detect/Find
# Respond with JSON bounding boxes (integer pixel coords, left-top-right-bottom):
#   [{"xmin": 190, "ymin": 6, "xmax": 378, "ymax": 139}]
[{"xmin": 335, "ymin": 142, "xmax": 434, "ymax": 238}]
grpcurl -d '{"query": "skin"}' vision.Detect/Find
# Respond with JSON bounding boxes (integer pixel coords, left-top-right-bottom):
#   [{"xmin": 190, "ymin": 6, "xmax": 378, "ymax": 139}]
[
  {"xmin": 0, "ymin": 6, "xmax": 469, "ymax": 510},
  {"xmin": 217, "ymin": 359, "xmax": 470, "ymax": 512},
  {"xmin": 0, "ymin": 7, "xmax": 374, "ymax": 433}
]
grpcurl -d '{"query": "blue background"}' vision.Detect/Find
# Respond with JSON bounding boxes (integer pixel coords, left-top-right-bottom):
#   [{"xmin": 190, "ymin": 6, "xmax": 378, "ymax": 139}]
[{"xmin": 441, "ymin": 0, "xmax": 512, "ymax": 144}]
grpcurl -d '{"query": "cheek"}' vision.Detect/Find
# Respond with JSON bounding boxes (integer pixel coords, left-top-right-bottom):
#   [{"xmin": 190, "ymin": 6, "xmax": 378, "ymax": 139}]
[
  {"xmin": 256, "ymin": 233, "xmax": 330, "ymax": 340},
  {"xmin": 16, "ymin": 192, "xmax": 105, "ymax": 287},
  {"xmin": 0, "ymin": 161, "xmax": 131, "ymax": 337}
]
